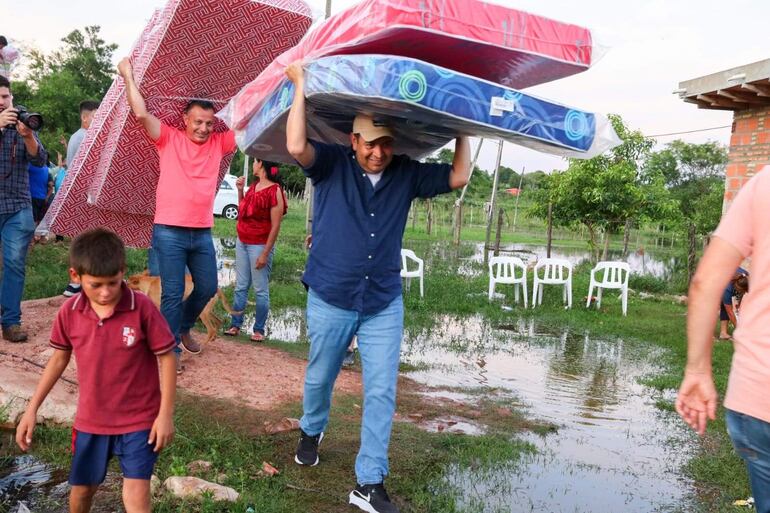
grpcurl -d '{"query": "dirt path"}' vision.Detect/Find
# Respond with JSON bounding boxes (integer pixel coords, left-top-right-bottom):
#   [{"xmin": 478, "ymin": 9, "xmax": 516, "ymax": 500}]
[{"xmin": 1, "ymin": 296, "xmax": 362, "ymax": 424}]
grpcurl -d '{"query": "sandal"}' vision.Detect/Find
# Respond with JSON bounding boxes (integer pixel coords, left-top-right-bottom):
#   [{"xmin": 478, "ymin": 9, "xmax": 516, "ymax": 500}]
[
  {"xmin": 250, "ymin": 332, "xmax": 265, "ymax": 342},
  {"xmin": 223, "ymin": 326, "xmax": 240, "ymax": 337}
]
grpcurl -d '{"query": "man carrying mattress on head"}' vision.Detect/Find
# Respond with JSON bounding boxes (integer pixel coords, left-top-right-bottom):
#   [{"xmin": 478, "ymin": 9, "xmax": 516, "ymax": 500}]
[
  {"xmin": 118, "ymin": 57, "xmax": 237, "ymax": 374},
  {"xmin": 285, "ymin": 60, "xmax": 470, "ymax": 513}
]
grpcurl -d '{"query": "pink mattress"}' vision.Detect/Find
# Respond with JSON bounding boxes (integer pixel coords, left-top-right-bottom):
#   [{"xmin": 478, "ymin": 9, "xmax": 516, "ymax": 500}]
[
  {"xmin": 43, "ymin": 0, "xmax": 312, "ymax": 246},
  {"xmin": 220, "ymin": 0, "xmax": 595, "ymax": 131}
]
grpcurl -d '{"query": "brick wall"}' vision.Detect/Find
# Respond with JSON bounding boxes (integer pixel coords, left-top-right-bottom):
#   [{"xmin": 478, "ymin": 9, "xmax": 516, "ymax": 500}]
[{"xmin": 725, "ymin": 105, "xmax": 770, "ymax": 210}]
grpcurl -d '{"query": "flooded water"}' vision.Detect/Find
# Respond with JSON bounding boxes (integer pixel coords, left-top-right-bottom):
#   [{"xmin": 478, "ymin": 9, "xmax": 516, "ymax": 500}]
[
  {"xmin": 409, "ymin": 240, "xmax": 678, "ymax": 279},
  {"xmin": 261, "ymin": 309, "xmax": 695, "ymax": 513},
  {"xmin": 215, "ymin": 238, "xmax": 678, "ymax": 290},
  {"xmin": 213, "ymin": 238, "xmax": 237, "ymax": 287},
  {"xmin": 403, "ymin": 316, "xmax": 693, "ymax": 513},
  {"xmin": 0, "ymin": 453, "xmax": 68, "ymax": 513}
]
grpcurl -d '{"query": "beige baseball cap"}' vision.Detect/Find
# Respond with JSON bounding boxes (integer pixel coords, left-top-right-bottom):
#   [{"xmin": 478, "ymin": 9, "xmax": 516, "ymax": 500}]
[{"xmin": 352, "ymin": 114, "xmax": 394, "ymax": 142}]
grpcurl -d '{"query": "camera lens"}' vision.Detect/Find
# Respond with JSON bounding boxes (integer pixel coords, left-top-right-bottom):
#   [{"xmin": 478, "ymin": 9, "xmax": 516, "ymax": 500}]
[{"xmin": 23, "ymin": 113, "xmax": 43, "ymax": 131}]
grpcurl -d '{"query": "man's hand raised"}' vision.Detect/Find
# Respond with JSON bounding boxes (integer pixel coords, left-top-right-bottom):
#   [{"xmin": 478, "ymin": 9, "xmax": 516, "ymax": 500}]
[
  {"xmin": 285, "ymin": 60, "xmax": 305, "ymax": 86},
  {"xmin": 117, "ymin": 57, "xmax": 134, "ymax": 82}
]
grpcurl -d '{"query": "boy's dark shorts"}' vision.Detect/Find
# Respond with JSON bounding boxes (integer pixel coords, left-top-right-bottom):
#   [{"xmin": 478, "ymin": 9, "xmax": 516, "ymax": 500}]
[{"xmin": 69, "ymin": 429, "xmax": 157, "ymax": 485}]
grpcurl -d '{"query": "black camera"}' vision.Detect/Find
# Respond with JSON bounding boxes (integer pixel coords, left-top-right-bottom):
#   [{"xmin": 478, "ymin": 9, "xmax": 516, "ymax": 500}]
[{"xmin": 8, "ymin": 105, "xmax": 44, "ymax": 131}]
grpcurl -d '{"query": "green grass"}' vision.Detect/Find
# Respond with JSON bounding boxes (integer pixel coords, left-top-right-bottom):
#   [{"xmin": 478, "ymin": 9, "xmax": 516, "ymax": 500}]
[
  {"xmin": 11, "ymin": 198, "xmax": 745, "ymax": 512},
  {"xmin": 210, "ymin": 215, "xmax": 748, "ymax": 511},
  {"xmin": 24, "ymin": 391, "xmax": 539, "ymax": 513},
  {"xmin": 24, "ymin": 240, "xmax": 148, "ymax": 299}
]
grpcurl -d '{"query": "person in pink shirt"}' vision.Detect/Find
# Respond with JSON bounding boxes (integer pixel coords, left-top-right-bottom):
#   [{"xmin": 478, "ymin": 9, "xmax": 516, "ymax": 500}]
[
  {"xmin": 676, "ymin": 165, "xmax": 770, "ymax": 512},
  {"xmin": 117, "ymin": 58, "xmax": 237, "ymax": 373}
]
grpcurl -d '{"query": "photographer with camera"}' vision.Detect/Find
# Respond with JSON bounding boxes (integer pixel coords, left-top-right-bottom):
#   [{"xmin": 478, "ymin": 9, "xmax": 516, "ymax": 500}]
[{"xmin": 0, "ymin": 75, "xmax": 48, "ymax": 343}]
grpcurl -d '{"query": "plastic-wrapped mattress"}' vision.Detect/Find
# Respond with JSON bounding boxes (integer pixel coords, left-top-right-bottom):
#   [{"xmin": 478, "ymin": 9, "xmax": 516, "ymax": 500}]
[
  {"xmin": 239, "ymin": 54, "xmax": 620, "ymax": 163},
  {"xmin": 220, "ymin": 0, "xmax": 597, "ymax": 131},
  {"xmin": 42, "ymin": 0, "xmax": 312, "ymax": 246}
]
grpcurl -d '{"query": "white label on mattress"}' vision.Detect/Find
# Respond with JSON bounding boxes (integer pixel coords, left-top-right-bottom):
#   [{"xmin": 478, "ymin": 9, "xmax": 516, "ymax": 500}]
[
  {"xmin": 491, "ymin": 97, "xmax": 515, "ymax": 112},
  {"xmin": 490, "ymin": 106, "xmax": 504, "ymax": 117}
]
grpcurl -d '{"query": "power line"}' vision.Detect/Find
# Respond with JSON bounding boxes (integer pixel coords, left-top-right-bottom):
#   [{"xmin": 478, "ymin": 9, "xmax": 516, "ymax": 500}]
[{"xmin": 647, "ymin": 125, "xmax": 731, "ymax": 138}]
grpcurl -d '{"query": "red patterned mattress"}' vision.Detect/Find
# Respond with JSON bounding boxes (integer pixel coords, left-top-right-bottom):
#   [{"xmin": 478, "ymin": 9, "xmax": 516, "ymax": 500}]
[
  {"xmin": 43, "ymin": 0, "xmax": 312, "ymax": 246},
  {"xmin": 220, "ymin": 0, "xmax": 595, "ymax": 131}
]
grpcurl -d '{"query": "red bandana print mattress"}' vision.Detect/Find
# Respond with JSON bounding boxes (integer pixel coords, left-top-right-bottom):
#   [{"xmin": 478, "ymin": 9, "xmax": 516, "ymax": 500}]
[
  {"xmin": 43, "ymin": 0, "xmax": 312, "ymax": 247},
  {"xmin": 220, "ymin": 0, "xmax": 595, "ymax": 131}
]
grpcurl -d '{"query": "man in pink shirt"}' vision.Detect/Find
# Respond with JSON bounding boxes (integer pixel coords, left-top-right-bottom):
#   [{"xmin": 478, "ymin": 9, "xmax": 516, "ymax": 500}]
[
  {"xmin": 118, "ymin": 58, "xmax": 237, "ymax": 372},
  {"xmin": 676, "ymin": 165, "xmax": 770, "ymax": 512}
]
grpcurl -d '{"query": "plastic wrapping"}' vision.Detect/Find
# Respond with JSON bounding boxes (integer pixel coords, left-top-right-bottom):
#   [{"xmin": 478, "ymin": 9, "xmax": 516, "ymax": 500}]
[
  {"xmin": 219, "ymin": 0, "xmax": 596, "ymax": 131},
  {"xmin": 41, "ymin": 0, "xmax": 312, "ymax": 246},
  {"xmin": 238, "ymin": 55, "xmax": 620, "ymax": 163},
  {"xmin": 0, "ymin": 43, "xmax": 21, "ymax": 79}
]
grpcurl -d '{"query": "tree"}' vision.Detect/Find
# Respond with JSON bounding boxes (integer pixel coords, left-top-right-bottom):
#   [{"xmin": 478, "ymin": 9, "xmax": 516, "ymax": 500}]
[
  {"xmin": 279, "ymin": 164, "xmax": 308, "ymax": 196},
  {"xmin": 12, "ymin": 26, "xmax": 117, "ymax": 159},
  {"xmin": 647, "ymin": 140, "xmax": 727, "ymax": 189},
  {"xmin": 425, "ymin": 148, "xmax": 454, "ymax": 165},
  {"xmin": 529, "ymin": 115, "xmax": 673, "ymax": 259},
  {"xmin": 228, "ymin": 152, "xmax": 307, "ymax": 196},
  {"xmin": 644, "ymin": 140, "xmax": 727, "ymax": 279}
]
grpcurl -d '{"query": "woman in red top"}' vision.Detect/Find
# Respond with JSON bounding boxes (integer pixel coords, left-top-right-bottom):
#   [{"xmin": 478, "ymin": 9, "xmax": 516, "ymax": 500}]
[{"xmin": 224, "ymin": 159, "xmax": 287, "ymax": 341}]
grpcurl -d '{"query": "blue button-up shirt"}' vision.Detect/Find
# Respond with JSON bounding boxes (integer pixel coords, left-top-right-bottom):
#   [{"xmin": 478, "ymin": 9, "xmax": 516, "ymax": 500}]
[
  {"xmin": 302, "ymin": 140, "xmax": 452, "ymax": 315},
  {"xmin": 0, "ymin": 127, "xmax": 47, "ymax": 215}
]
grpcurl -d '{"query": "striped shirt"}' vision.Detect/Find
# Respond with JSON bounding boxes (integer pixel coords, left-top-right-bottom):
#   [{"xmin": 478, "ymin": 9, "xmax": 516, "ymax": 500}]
[{"xmin": 0, "ymin": 127, "xmax": 47, "ymax": 214}]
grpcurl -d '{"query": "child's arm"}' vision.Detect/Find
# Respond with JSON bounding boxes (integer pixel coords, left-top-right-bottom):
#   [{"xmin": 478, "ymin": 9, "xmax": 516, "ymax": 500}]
[
  {"xmin": 725, "ymin": 302, "xmax": 738, "ymax": 327},
  {"xmin": 16, "ymin": 349, "xmax": 72, "ymax": 451},
  {"xmin": 148, "ymin": 351, "xmax": 176, "ymax": 452}
]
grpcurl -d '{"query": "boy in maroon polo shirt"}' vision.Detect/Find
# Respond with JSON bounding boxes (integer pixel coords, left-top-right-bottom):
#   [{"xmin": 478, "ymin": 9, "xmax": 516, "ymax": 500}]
[{"xmin": 16, "ymin": 228, "xmax": 176, "ymax": 513}]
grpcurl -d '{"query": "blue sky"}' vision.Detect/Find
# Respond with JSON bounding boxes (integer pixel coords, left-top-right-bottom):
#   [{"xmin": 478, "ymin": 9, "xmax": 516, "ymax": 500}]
[{"xmin": 7, "ymin": 0, "xmax": 768, "ymax": 173}]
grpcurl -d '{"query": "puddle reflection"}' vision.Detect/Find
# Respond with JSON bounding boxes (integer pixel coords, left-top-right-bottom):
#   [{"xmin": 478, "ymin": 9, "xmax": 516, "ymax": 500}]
[
  {"xmin": 0, "ymin": 454, "xmax": 67, "ymax": 513},
  {"xmin": 213, "ymin": 238, "xmax": 237, "ymax": 288},
  {"xmin": 261, "ymin": 308, "xmax": 694, "ymax": 512},
  {"xmin": 403, "ymin": 315, "xmax": 692, "ymax": 513},
  {"xmin": 403, "ymin": 240, "xmax": 678, "ymax": 279}
]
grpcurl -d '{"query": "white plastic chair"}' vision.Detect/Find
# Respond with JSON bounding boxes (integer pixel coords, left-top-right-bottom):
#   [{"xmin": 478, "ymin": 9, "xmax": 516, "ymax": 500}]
[
  {"xmin": 532, "ymin": 258, "xmax": 573, "ymax": 308},
  {"xmin": 401, "ymin": 249, "xmax": 424, "ymax": 297},
  {"xmin": 587, "ymin": 261, "xmax": 630, "ymax": 315},
  {"xmin": 488, "ymin": 256, "xmax": 528, "ymax": 307}
]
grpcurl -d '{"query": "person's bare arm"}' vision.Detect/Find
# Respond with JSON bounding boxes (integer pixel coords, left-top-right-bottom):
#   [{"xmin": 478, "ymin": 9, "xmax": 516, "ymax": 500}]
[
  {"xmin": 285, "ymin": 61, "xmax": 315, "ymax": 167},
  {"xmin": 256, "ymin": 189, "xmax": 285, "ymax": 269},
  {"xmin": 148, "ymin": 351, "xmax": 176, "ymax": 452},
  {"xmin": 236, "ymin": 176, "xmax": 245, "ymax": 203},
  {"xmin": 16, "ymin": 349, "xmax": 72, "ymax": 451},
  {"xmin": 675, "ymin": 237, "xmax": 743, "ymax": 435},
  {"xmin": 117, "ymin": 57, "xmax": 161, "ymax": 141},
  {"xmin": 724, "ymin": 303, "xmax": 738, "ymax": 327},
  {"xmin": 448, "ymin": 137, "xmax": 471, "ymax": 189},
  {"xmin": 16, "ymin": 122, "xmax": 41, "ymax": 158}
]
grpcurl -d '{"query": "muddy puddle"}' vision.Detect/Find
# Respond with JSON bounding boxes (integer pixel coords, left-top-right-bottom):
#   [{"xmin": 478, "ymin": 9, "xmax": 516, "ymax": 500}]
[
  {"xmin": 400, "ymin": 240, "xmax": 678, "ymax": 279},
  {"xmin": 0, "ymin": 452, "xmax": 68, "ymax": 513},
  {"xmin": 215, "ymin": 238, "xmax": 678, "ymax": 288},
  {"xmin": 403, "ymin": 315, "xmax": 693, "ymax": 513},
  {"xmin": 258, "ymin": 309, "xmax": 694, "ymax": 512}
]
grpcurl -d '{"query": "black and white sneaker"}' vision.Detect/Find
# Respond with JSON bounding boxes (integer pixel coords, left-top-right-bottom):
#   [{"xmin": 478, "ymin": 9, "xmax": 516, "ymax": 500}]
[
  {"xmin": 349, "ymin": 483, "xmax": 400, "ymax": 513},
  {"xmin": 294, "ymin": 429, "xmax": 323, "ymax": 466},
  {"xmin": 62, "ymin": 283, "xmax": 81, "ymax": 297}
]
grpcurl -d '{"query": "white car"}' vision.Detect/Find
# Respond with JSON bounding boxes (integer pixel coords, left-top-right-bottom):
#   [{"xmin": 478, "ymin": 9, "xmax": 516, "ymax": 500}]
[{"xmin": 214, "ymin": 174, "xmax": 240, "ymax": 220}]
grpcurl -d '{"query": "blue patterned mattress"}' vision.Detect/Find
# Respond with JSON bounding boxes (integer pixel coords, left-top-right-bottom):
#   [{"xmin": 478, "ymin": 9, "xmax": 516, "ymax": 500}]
[{"xmin": 238, "ymin": 54, "xmax": 619, "ymax": 163}]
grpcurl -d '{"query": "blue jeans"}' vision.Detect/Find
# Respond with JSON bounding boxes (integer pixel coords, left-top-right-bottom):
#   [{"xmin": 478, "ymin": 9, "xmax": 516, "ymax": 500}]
[
  {"xmin": 151, "ymin": 225, "xmax": 218, "ymax": 353},
  {"xmin": 727, "ymin": 409, "xmax": 770, "ymax": 512},
  {"xmin": 0, "ymin": 207, "xmax": 35, "ymax": 327},
  {"xmin": 230, "ymin": 241, "xmax": 273, "ymax": 335},
  {"xmin": 300, "ymin": 289, "xmax": 403, "ymax": 485}
]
